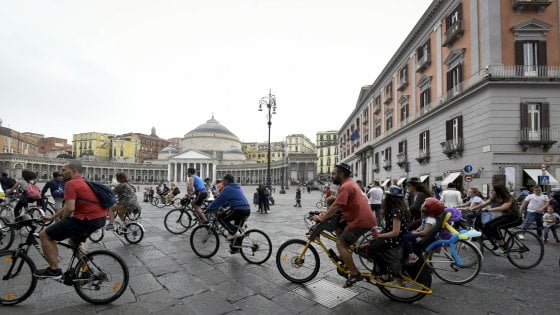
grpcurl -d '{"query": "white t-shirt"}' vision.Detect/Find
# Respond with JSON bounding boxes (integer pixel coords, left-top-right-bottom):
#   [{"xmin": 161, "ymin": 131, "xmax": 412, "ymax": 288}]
[
  {"xmin": 524, "ymin": 194, "xmax": 549, "ymax": 213},
  {"xmin": 441, "ymin": 189, "xmax": 463, "ymax": 207},
  {"xmin": 543, "ymin": 212, "xmax": 560, "ymax": 227},
  {"xmin": 469, "ymin": 196, "xmax": 483, "ymax": 207},
  {"xmin": 367, "ymin": 186, "xmax": 384, "ymax": 205}
]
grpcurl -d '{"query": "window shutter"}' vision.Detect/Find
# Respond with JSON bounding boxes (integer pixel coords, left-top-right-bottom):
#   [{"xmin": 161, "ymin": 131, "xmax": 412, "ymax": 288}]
[
  {"xmin": 446, "ymin": 71, "xmax": 452, "ymax": 92},
  {"xmin": 446, "ymin": 119, "xmax": 452, "ymax": 140},
  {"xmin": 515, "ymin": 41, "xmax": 524, "ymax": 66},
  {"xmin": 445, "ymin": 14, "xmax": 452, "ymax": 28},
  {"xmin": 426, "ymin": 131, "xmax": 430, "ymax": 153},
  {"xmin": 427, "ymin": 88, "xmax": 431, "ymax": 104},
  {"xmin": 427, "ymin": 39, "xmax": 431, "ymax": 55},
  {"xmin": 520, "ymin": 103, "xmax": 529, "ymax": 129},
  {"xmin": 404, "ymin": 140, "xmax": 407, "ymax": 155},
  {"xmin": 541, "ymin": 103, "xmax": 550, "ymax": 128},
  {"xmin": 458, "ymin": 3, "xmax": 463, "ymax": 20},
  {"xmin": 419, "ymin": 133, "xmax": 423, "ymax": 151},
  {"xmin": 458, "ymin": 116, "xmax": 463, "ymax": 138},
  {"xmin": 458, "ymin": 65, "xmax": 463, "ymax": 83},
  {"xmin": 538, "ymin": 41, "xmax": 547, "ymax": 66}
]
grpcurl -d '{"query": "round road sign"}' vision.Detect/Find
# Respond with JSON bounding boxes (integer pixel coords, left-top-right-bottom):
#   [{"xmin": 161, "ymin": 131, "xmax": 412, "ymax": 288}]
[{"xmin": 464, "ymin": 175, "xmax": 473, "ymax": 182}]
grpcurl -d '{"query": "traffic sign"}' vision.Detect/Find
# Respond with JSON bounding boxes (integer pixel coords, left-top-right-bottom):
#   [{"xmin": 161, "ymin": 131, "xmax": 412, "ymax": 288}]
[
  {"xmin": 464, "ymin": 175, "xmax": 473, "ymax": 182},
  {"xmin": 464, "ymin": 165, "xmax": 473, "ymax": 173}
]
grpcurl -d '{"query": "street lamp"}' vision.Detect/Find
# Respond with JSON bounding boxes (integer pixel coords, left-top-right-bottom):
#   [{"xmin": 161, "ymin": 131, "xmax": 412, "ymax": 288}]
[
  {"xmin": 280, "ymin": 142, "xmax": 286, "ymax": 194},
  {"xmin": 258, "ymin": 89, "xmax": 277, "ymax": 192}
]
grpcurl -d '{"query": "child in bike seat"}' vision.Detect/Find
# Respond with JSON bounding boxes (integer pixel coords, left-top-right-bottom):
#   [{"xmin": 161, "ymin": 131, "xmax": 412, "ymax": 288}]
[{"xmin": 405, "ymin": 198, "xmax": 444, "ymax": 265}]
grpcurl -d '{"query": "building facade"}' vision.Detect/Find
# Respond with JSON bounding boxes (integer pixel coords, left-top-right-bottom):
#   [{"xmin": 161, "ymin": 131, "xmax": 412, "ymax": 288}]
[
  {"xmin": 339, "ymin": 0, "xmax": 560, "ymax": 192},
  {"xmin": 286, "ymin": 134, "xmax": 315, "ymax": 154},
  {"xmin": 242, "ymin": 141, "xmax": 286, "ymax": 163},
  {"xmin": 316, "ymin": 130, "xmax": 339, "ymax": 179},
  {"xmin": 72, "ymin": 132, "xmax": 113, "ymax": 160},
  {"xmin": 38, "ymin": 137, "xmax": 71, "ymax": 158},
  {"xmin": 0, "ymin": 127, "xmax": 40, "ymax": 156}
]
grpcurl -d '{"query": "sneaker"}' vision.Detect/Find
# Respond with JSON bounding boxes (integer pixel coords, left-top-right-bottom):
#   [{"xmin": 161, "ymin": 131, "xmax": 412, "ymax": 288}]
[
  {"xmin": 105, "ymin": 223, "xmax": 114, "ymax": 231},
  {"xmin": 34, "ymin": 267, "xmax": 62, "ymax": 279},
  {"xmin": 343, "ymin": 273, "xmax": 363, "ymax": 288},
  {"xmin": 517, "ymin": 233, "xmax": 525, "ymax": 240},
  {"xmin": 226, "ymin": 231, "xmax": 242, "ymax": 241},
  {"xmin": 405, "ymin": 254, "xmax": 419, "ymax": 265},
  {"xmin": 493, "ymin": 247, "xmax": 507, "ymax": 256}
]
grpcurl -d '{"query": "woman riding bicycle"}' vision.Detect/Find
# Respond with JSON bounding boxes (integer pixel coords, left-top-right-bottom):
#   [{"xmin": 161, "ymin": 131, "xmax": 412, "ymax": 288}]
[
  {"xmin": 470, "ymin": 184, "xmax": 522, "ymax": 255},
  {"xmin": 106, "ymin": 172, "xmax": 141, "ymax": 230}
]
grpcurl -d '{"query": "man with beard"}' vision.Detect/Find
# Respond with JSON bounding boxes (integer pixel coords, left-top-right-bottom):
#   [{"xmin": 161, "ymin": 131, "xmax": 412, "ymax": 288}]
[{"xmin": 312, "ymin": 163, "xmax": 376, "ymax": 287}]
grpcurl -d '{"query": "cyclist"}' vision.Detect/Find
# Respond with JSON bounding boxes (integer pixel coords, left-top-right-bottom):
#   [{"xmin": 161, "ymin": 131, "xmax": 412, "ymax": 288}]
[
  {"xmin": 41, "ymin": 171, "xmax": 65, "ymax": 209},
  {"xmin": 36, "ymin": 161, "xmax": 106, "ymax": 279},
  {"xmin": 470, "ymin": 184, "xmax": 522, "ymax": 255},
  {"xmin": 9, "ymin": 169, "xmax": 41, "ymax": 217},
  {"xmin": 187, "ymin": 167, "xmax": 208, "ymax": 223},
  {"xmin": 106, "ymin": 172, "xmax": 140, "ymax": 230},
  {"xmin": 205, "ymin": 174, "xmax": 250, "ymax": 253},
  {"xmin": 312, "ymin": 163, "xmax": 376, "ymax": 288}
]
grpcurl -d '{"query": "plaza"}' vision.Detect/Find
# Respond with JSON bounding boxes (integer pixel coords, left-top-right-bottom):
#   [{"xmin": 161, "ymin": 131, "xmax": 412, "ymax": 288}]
[{"xmin": 2, "ymin": 186, "xmax": 559, "ymax": 314}]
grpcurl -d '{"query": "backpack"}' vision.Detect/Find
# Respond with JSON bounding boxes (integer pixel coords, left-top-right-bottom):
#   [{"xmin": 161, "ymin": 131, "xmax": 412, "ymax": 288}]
[
  {"xmin": 26, "ymin": 181, "xmax": 42, "ymax": 200},
  {"xmin": 51, "ymin": 180, "xmax": 65, "ymax": 198},
  {"xmin": 79, "ymin": 181, "xmax": 117, "ymax": 209}
]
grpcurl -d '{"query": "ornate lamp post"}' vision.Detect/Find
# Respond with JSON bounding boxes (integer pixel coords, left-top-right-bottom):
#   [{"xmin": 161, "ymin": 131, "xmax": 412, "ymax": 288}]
[
  {"xmin": 280, "ymin": 142, "xmax": 287, "ymax": 194},
  {"xmin": 258, "ymin": 89, "xmax": 277, "ymax": 192}
]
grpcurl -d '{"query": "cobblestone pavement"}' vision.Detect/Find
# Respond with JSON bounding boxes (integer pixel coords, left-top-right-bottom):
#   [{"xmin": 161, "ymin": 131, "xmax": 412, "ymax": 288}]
[{"xmin": 2, "ymin": 186, "xmax": 560, "ymax": 314}]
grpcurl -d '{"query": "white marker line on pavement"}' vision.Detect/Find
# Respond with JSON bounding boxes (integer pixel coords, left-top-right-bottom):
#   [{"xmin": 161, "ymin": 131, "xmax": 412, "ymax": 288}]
[{"xmin": 479, "ymin": 272, "xmax": 506, "ymax": 278}]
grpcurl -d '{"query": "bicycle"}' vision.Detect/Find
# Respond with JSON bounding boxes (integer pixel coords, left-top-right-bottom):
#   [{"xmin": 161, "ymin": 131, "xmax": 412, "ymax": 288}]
[
  {"xmin": 0, "ymin": 216, "xmax": 129, "ymax": 305},
  {"xmin": 0, "ymin": 217, "xmax": 15, "ymax": 251},
  {"xmin": 276, "ymin": 211, "xmax": 432, "ymax": 303},
  {"xmin": 189, "ymin": 209, "xmax": 272, "ymax": 264},
  {"xmin": 88, "ymin": 210, "xmax": 144, "ymax": 244},
  {"xmin": 315, "ymin": 198, "xmax": 325, "ymax": 209},
  {"xmin": 151, "ymin": 194, "xmax": 181, "ymax": 208},
  {"xmin": 163, "ymin": 198, "xmax": 211, "ymax": 235}
]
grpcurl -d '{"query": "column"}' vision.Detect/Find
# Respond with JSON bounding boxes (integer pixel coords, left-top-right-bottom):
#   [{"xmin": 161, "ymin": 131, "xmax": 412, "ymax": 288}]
[{"xmin": 167, "ymin": 163, "xmax": 172, "ymax": 182}]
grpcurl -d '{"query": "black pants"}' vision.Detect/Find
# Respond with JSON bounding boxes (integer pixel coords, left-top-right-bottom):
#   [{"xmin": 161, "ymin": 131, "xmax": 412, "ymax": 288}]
[
  {"xmin": 482, "ymin": 215, "xmax": 522, "ymax": 241},
  {"xmin": 368, "ymin": 239, "xmax": 402, "ymax": 276},
  {"xmin": 218, "ymin": 209, "xmax": 249, "ymax": 234}
]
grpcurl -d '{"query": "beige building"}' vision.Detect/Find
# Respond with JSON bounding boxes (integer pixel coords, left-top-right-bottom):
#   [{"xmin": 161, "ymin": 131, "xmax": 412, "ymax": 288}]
[
  {"xmin": 286, "ymin": 134, "xmax": 315, "ymax": 154},
  {"xmin": 316, "ymin": 131, "xmax": 339, "ymax": 179},
  {"xmin": 242, "ymin": 141, "xmax": 285, "ymax": 163}
]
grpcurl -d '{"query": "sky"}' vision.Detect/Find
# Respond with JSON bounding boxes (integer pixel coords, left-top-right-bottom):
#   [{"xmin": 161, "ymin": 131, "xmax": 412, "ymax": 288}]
[{"xmin": 0, "ymin": 0, "xmax": 433, "ymax": 144}]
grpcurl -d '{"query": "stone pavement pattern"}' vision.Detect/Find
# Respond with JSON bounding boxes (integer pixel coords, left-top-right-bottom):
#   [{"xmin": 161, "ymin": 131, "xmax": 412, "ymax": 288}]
[{"xmin": 2, "ymin": 186, "xmax": 560, "ymax": 314}]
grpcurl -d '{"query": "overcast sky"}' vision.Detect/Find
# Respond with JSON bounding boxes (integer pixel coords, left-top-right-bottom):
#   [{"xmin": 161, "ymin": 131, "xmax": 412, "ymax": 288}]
[{"xmin": 0, "ymin": 0, "xmax": 432, "ymax": 144}]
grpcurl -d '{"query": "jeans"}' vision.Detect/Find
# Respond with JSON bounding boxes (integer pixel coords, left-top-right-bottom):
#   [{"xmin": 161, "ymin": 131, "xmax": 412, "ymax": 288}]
[
  {"xmin": 522, "ymin": 212, "xmax": 544, "ymax": 237},
  {"xmin": 543, "ymin": 225, "xmax": 559, "ymax": 240}
]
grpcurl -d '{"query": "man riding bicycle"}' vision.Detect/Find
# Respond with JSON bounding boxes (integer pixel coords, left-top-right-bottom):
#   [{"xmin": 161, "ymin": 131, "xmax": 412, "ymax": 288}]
[
  {"xmin": 36, "ymin": 161, "xmax": 106, "ymax": 279},
  {"xmin": 312, "ymin": 163, "xmax": 376, "ymax": 287},
  {"xmin": 188, "ymin": 168, "xmax": 208, "ymax": 223},
  {"xmin": 205, "ymin": 174, "xmax": 250, "ymax": 254}
]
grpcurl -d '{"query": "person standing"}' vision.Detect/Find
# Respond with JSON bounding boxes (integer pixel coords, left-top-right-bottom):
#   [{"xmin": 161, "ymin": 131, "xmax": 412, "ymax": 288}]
[
  {"xmin": 41, "ymin": 171, "xmax": 65, "ymax": 209},
  {"xmin": 188, "ymin": 168, "xmax": 208, "ymax": 223},
  {"xmin": 440, "ymin": 182, "xmax": 463, "ymax": 208},
  {"xmin": 294, "ymin": 187, "xmax": 302, "ymax": 207},
  {"xmin": 406, "ymin": 177, "xmax": 431, "ymax": 221},
  {"xmin": 432, "ymin": 183, "xmax": 441, "ymax": 200},
  {"xmin": 367, "ymin": 181, "xmax": 383, "ymax": 222},
  {"xmin": 520, "ymin": 185, "xmax": 549, "ymax": 239},
  {"xmin": 542, "ymin": 205, "xmax": 560, "ymax": 244}
]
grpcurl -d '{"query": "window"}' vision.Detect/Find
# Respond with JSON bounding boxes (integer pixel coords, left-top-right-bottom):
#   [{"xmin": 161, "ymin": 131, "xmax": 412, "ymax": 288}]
[
  {"xmin": 515, "ymin": 41, "xmax": 547, "ymax": 70},
  {"xmin": 398, "ymin": 65, "xmax": 408, "ymax": 90},
  {"xmin": 420, "ymin": 89, "xmax": 431, "ymax": 110},
  {"xmin": 445, "ymin": 116, "xmax": 463, "ymax": 151},
  {"xmin": 384, "ymin": 82, "xmax": 393, "ymax": 104},
  {"xmin": 447, "ymin": 65, "xmax": 463, "ymax": 94},
  {"xmin": 419, "ymin": 131, "xmax": 430, "ymax": 154},
  {"xmin": 386, "ymin": 110, "xmax": 393, "ymax": 131},
  {"xmin": 384, "ymin": 147, "xmax": 392, "ymax": 169},
  {"xmin": 521, "ymin": 102, "xmax": 551, "ymax": 142},
  {"xmin": 416, "ymin": 40, "xmax": 431, "ymax": 71},
  {"xmin": 375, "ymin": 119, "xmax": 381, "ymax": 137},
  {"xmin": 398, "ymin": 140, "xmax": 407, "ymax": 155},
  {"xmin": 400, "ymin": 103, "xmax": 408, "ymax": 122}
]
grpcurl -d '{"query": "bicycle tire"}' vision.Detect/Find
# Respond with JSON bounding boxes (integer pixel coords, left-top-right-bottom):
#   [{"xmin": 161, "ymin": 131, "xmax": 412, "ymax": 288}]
[
  {"xmin": 25, "ymin": 208, "xmax": 46, "ymax": 233},
  {"xmin": 190, "ymin": 225, "xmax": 220, "ymax": 258},
  {"xmin": 42, "ymin": 204, "xmax": 56, "ymax": 226},
  {"xmin": 73, "ymin": 249, "xmax": 129, "ymax": 304},
  {"xmin": 276, "ymin": 239, "xmax": 320, "ymax": 283},
  {"xmin": 377, "ymin": 262, "xmax": 431, "ymax": 303},
  {"xmin": 124, "ymin": 222, "xmax": 144, "ymax": 244},
  {"xmin": 0, "ymin": 217, "xmax": 15, "ymax": 251},
  {"xmin": 239, "ymin": 229, "xmax": 272, "ymax": 265},
  {"xmin": 164, "ymin": 209, "xmax": 192, "ymax": 234},
  {"xmin": 155, "ymin": 198, "xmax": 167, "ymax": 208},
  {"xmin": 88, "ymin": 228, "xmax": 105, "ymax": 243},
  {"xmin": 315, "ymin": 201, "xmax": 324, "ymax": 209},
  {"xmin": 428, "ymin": 240, "xmax": 482, "ymax": 285},
  {"xmin": 356, "ymin": 233, "xmax": 375, "ymax": 272},
  {"xmin": 506, "ymin": 230, "xmax": 544, "ymax": 269},
  {"xmin": 0, "ymin": 250, "xmax": 37, "ymax": 305},
  {"xmin": 173, "ymin": 198, "xmax": 183, "ymax": 208}
]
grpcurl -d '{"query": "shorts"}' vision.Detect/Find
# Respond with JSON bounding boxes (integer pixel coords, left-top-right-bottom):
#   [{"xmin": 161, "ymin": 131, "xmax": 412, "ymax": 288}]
[
  {"xmin": 339, "ymin": 228, "xmax": 369, "ymax": 246},
  {"xmin": 45, "ymin": 216, "xmax": 106, "ymax": 244},
  {"xmin": 110, "ymin": 204, "xmax": 128, "ymax": 217},
  {"xmin": 194, "ymin": 190, "xmax": 208, "ymax": 206}
]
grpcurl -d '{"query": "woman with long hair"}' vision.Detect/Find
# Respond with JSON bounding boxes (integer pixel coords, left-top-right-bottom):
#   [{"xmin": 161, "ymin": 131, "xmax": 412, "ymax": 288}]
[{"xmin": 406, "ymin": 178, "xmax": 432, "ymax": 221}]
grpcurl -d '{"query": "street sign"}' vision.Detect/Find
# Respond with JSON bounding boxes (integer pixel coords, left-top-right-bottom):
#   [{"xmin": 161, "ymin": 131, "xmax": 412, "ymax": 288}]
[
  {"xmin": 464, "ymin": 165, "xmax": 473, "ymax": 173},
  {"xmin": 464, "ymin": 175, "xmax": 473, "ymax": 182}
]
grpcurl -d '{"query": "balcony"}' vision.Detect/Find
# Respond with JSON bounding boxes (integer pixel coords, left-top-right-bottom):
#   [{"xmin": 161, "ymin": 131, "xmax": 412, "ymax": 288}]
[
  {"xmin": 485, "ymin": 65, "xmax": 560, "ymax": 80},
  {"xmin": 442, "ymin": 138, "xmax": 464, "ymax": 158},
  {"xmin": 443, "ymin": 21, "xmax": 464, "ymax": 47},
  {"xmin": 372, "ymin": 163, "xmax": 380, "ymax": 173},
  {"xmin": 383, "ymin": 92, "xmax": 393, "ymax": 105},
  {"xmin": 373, "ymin": 103, "xmax": 380, "ymax": 114},
  {"xmin": 416, "ymin": 53, "xmax": 431, "ymax": 72},
  {"xmin": 396, "ymin": 153, "xmax": 407, "ymax": 166},
  {"xmin": 520, "ymin": 128, "xmax": 559, "ymax": 152},
  {"xmin": 397, "ymin": 76, "xmax": 408, "ymax": 91},
  {"xmin": 512, "ymin": 0, "xmax": 552, "ymax": 14},
  {"xmin": 383, "ymin": 160, "xmax": 391, "ymax": 170},
  {"xmin": 415, "ymin": 104, "xmax": 431, "ymax": 119},
  {"xmin": 415, "ymin": 151, "xmax": 430, "ymax": 164}
]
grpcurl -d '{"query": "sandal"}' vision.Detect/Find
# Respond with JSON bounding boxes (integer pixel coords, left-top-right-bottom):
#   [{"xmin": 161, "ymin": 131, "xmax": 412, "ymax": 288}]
[{"xmin": 343, "ymin": 273, "xmax": 363, "ymax": 288}]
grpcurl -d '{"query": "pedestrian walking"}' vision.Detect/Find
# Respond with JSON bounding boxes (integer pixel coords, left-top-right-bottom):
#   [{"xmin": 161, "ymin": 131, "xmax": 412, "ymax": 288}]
[
  {"xmin": 440, "ymin": 182, "xmax": 463, "ymax": 208},
  {"xmin": 520, "ymin": 185, "xmax": 549, "ymax": 238},
  {"xmin": 367, "ymin": 181, "xmax": 383, "ymax": 222},
  {"xmin": 294, "ymin": 187, "xmax": 302, "ymax": 207}
]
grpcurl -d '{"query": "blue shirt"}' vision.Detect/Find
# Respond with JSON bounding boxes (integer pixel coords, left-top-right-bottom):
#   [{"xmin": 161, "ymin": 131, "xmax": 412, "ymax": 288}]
[
  {"xmin": 206, "ymin": 183, "xmax": 250, "ymax": 212},
  {"xmin": 192, "ymin": 175, "xmax": 206, "ymax": 192}
]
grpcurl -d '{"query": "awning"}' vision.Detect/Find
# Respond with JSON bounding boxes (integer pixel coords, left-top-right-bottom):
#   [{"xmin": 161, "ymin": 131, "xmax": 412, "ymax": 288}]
[
  {"xmin": 397, "ymin": 177, "xmax": 407, "ymax": 185},
  {"xmin": 381, "ymin": 179, "xmax": 391, "ymax": 187},
  {"xmin": 420, "ymin": 175, "xmax": 429, "ymax": 183},
  {"xmin": 523, "ymin": 169, "xmax": 560, "ymax": 185},
  {"xmin": 441, "ymin": 172, "xmax": 461, "ymax": 187}
]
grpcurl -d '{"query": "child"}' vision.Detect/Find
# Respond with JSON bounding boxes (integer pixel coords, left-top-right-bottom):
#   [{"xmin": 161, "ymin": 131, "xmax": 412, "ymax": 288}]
[
  {"xmin": 543, "ymin": 205, "xmax": 560, "ymax": 244},
  {"xmin": 405, "ymin": 198, "xmax": 444, "ymax": 264},
  {"xmin": 294, "ymin": 188, "xmax": 302, "ymax": 207}
]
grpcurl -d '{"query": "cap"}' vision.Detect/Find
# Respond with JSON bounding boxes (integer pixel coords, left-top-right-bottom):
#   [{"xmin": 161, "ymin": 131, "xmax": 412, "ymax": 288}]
[
  {"xmin": 386, "ymin": 185, "xmax": 403, "ymax": 197},
  {"xmin": 335, "ymin": 163, "xmax": 352, "ymax": 175}
]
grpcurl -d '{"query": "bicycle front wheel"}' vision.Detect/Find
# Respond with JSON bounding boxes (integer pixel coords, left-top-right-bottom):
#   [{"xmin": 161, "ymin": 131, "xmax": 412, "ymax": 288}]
[
  {"xmin": 428, "ymin": 240, "xmax": 482, "ymax": 285},
  {"xmin": 88, "ymin": 228, "xmax": 105, "ymax": 243},
  {"xmin": 190, "ymin": 225, "xmax": 220, "ymax": 258},
  {"xmin": 73, "ymin": 249, "xmax": 129, "ymax": 305},
  {"xmin": 276, "ymin": 239, "xmax": 320, "ymax": 283},
  {"xmin": 26, "ymin": 207, "xmax": 46, "ymax": 233},
  {"xmin": 124, "ymin": 222, "xmax": 144, "ymax": 244},
  {"xmin": 0, "ymin": 217, "xmax": 15, "ymax": 251},
  {"xmin": 315, "ymin": 201, "xmax": 323, "ymax": 209},
  {"xmin": 506, "ymin": 230, "xmax": 544, "ymax": 269},
  {"xmin": 239, "ymin": 229, "xmax": 272, "ymax": 265},
  {"xmin": 164, "ymin": 209, "xmax": 192, "ymax": 234},
  {"xmin": 0, "ymin": 251, "xmax": 37, "ymax": 305}
]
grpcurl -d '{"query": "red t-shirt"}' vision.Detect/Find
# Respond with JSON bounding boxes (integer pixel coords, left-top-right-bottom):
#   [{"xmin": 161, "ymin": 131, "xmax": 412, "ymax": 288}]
[
  {"xmin": 64, "ymin": 176, "xmax": 107, "ymax": 220},
  {"xmin": 335, "ymin": 179, "xmax": 377, "ymax": 230}
]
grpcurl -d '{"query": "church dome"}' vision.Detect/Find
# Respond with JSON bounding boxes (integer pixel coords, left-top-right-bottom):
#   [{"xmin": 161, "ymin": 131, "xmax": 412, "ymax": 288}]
[
  {"xmin": 184, "ymin": 115, "xmax": 239, "ymax": 140},
  {"xmin": 224, "ymin": 146, "xmax": 244, "ymax": 154}
]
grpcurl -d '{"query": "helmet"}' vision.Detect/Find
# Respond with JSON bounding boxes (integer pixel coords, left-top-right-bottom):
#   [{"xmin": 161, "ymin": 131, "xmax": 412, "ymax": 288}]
[{"xmin": 424, "ymin": 198, "xmax": 445, "ymax": 217}]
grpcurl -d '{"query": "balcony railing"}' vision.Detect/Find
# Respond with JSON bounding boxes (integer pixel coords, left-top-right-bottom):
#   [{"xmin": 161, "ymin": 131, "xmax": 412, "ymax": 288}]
[
  {"xmin": 383, "ymin": 92, "xmax": 393, "ymax": 105},
  {"xmin": 383, "ymin": 160, "xmax": 391, "ymax": 170},
  {"xmin": 485, "ymin": 65, "xmax": 560, "ymax": 79},
  {"xmin": 415, "ymin": 151, "xmax": 430, "ymax": 163},
  {"xmin": 373, "ymin": 104, "xmax": 380, "ymax": 114},
  {"xmin": 443, "ymin": 20, "xmax": 464, "ymax": 47},
  {"xmin": 397, "ymin": 76, "xmax": 408, "ymax": 91},
  {"xmin": 372, "ymin": 163, "xmax": 379, "ymax": 172},
  {"xmin": 520, "ymin": 128, "xmax": 559, "ymax": 144},
  {"xmin": 396, "ymin": 153, "xmax": 407, "ymax": 165},
  {"xmin": 416, "ymin": 53, "xmax": 431, "ymax": 72},
  {"xmin": 442, "ymin": 138, "xmax": 464, "ymax": 157},
  {"xmin": 512, "ymin": 0, "xmax": 552, "ymax": 13}
]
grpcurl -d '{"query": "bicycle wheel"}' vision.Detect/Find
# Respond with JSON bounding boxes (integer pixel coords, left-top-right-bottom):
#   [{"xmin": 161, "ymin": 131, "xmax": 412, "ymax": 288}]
[
  {"xmin": 0, "ymin": 217, "xmax": 15, "ymax": 251},
  {"xmin": 73, "ymin": 249, "xmax": 129, "ymax": 304},
  {"xmin": 356, "ymin": 233, "xmax": 375, "ymax": 272},
  {"xmin": 315, "ymin": 201, "xmax": 323, "ymax": 209},
  {"xmin": 239, "ymin": 229, "xmax": 272, "ymax": 265},
  {"xmin": 42, "ymin": 205, "xmax": 56, "ymax": 226},
  {"xmin": 506, "ymin": 230, "xmax": 544, "ymax": 269},
  {"xmin": 88, "ymin": 228, "xmax": 105, "ymax": 243},
  {"xmin": 25, "ymin": 208, "xmax": 46, "ymax": 233},
  {"xmin": 377, "ymin": 261, "xmax": 432, "ymax": 303},
  {"xmin": 428, "ymin": 240, "xmax": 482, "ymax": 285},
  {"xmin": 124, "ymin": 222, "xmax": 144, "ymax": 244},
  {"xmin": 276, "ymin": 239, "xmax": 320, "ymax": 283},
  {"xmin": 190, "ymin": 225, "xmax": 220, "ymax": 258},
  {"xmin": 164, "ymin": 209, "xmax": 192, "ymax": 234},
  {"xmin": 173, "ymin": 198, "xmax": 183, "ymax": 208},
  {"xmin": 0, "ymin": 205, "xmax": 15, "ymax": 222},
  {"xmin": 0, "ymin": 251, "xmax": 37, "ymax": 305},
  {"xmin": 155, "ymin": 198, "xmax": 166, "ymax": 208}
]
